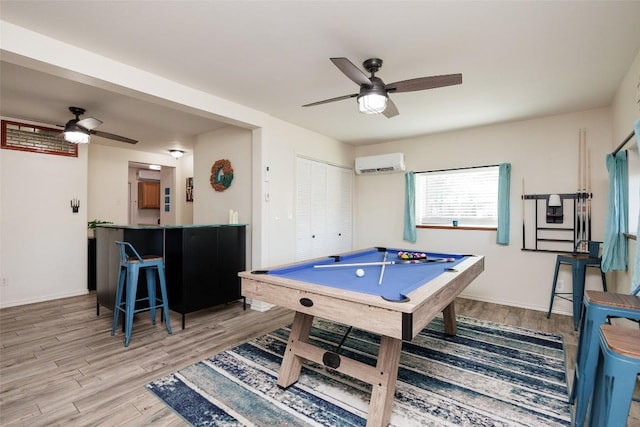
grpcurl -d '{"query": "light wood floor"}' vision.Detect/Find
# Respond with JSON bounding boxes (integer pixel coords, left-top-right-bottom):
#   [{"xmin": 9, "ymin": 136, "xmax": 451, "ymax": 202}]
[{"xmin": 0, "ymin": 293, "xmax": 637, "ymax": 426}]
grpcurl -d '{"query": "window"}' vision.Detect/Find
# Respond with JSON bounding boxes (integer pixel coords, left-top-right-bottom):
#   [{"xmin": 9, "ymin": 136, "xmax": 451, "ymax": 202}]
[
  {"xmin": 415, "ymin": 165, "xmax": 499, "ymax": 228},
  {"xmin": 1, "ymin": 120, "xmax": 78, "ymax": 157}
]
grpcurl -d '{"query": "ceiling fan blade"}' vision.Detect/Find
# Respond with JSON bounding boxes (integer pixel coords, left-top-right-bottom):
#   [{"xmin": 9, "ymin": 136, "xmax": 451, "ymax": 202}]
[
  {"xmin": 330, "ymin": 58, "xmax": 372, "ymax": 87},
  {"xmin": 383, "ymin": 98, "xmax": 399, "ymax": 118},
  {"xmin": 302, "ymin": 93, "xmax": 358, "ymax": 107},
  {"xmin": 386, "ymin": 73, "xmax": 462, "ymax": 93},
  {"xmin": 90, "ymin": 130, "xmax": 138, "ymax": 144},
  {"xmin": 77, "ymin": 117, "xmax": 103, "ymax": 130}
]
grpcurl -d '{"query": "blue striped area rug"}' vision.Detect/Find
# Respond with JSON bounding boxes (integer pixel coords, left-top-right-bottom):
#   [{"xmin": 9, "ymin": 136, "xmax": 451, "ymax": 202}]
[{"xmin": 147, "ymin": 316, "xmax": 571, "ymax": 426}]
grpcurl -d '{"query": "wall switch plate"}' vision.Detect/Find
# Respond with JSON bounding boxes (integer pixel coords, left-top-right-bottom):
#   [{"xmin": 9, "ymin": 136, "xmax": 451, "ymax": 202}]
[{"xmin": 556, "ymin": 279, "xmax": 565, "ymax": 292}]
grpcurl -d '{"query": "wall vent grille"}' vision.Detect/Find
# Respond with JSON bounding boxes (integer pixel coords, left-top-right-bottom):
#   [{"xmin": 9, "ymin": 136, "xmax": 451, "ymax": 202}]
[{"xmin": 1, "ymin": 120, "xmax": 78, "ymax": 157}]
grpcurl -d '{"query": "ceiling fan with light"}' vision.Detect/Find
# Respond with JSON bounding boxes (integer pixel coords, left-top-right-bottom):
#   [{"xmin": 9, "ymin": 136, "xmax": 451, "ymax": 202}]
[
  {"xmin": 62, "ymin": 106, "xmax": 137, "ymax": 144},
  {"xmin": 303, "ymin": 57, "xmax": 462, "ymax": 118}
]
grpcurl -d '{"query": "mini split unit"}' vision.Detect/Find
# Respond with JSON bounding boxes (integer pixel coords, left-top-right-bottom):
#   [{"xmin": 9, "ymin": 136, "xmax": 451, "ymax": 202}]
[
  {"xmin": 354, "ymin": 152, "xmax": 406, "ymax": 175},
  {"xmin": 137, "ymin": 170, "xmax": 161, "ymax": 181}
]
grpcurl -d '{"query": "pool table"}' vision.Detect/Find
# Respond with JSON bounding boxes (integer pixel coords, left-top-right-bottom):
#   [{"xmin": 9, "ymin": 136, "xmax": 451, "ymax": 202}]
[{"xmin": 239, "ymin": 247, "xmax": 484, "ymax": 427}]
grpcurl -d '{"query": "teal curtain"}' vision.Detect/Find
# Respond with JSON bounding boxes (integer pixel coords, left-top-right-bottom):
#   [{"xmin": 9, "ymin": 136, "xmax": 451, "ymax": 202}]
[
  {"xmin": 601, "ymin": 151, "xmax": 628, "ymax": 272},
  {"xmin": 633, "ymin": 119, "xmax": 640, "ymax": 290},
  {"xmin": 496, "ymin": 163, "xmax": 511, "ymax": 245},
  {"xmin": 403, "ymin": 171, "xmax": 416, "ymax": 243}
]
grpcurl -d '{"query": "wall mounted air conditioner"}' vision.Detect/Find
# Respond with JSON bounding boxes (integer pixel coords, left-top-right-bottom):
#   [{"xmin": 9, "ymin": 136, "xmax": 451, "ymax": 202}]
[
  {"xmin": 354, "ymin": 152, "xmax": 405, "ymax": 175},
  {"xmin": 137, "ymin": 170, "xmax": 161, "ymax": 181}
]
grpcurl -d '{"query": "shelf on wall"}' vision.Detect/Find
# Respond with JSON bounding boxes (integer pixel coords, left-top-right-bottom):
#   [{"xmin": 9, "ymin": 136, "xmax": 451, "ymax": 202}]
[{"xmin": 522, "ymin": 192, "xmax": 592, "ymax": 253}]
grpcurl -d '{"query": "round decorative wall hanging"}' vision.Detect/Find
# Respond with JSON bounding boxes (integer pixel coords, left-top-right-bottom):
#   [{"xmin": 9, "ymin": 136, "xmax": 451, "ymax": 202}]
[{"xmin": 210, "ymin": 159, "xmax": 234, "ymax": 192}]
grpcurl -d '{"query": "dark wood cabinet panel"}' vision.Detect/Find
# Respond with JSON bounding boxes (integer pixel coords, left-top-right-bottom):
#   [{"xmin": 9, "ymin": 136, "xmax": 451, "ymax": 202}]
[
  {"xmin": 138, "ymin": 182, "xmax": 160, "ymax": 209},
  {"xmin": 95, "ymin": 225, "xmax": 246, "ymax": 329},
  {"xmin": 217, "ymin": 226, "xmax": 246, "ymax": 303},
  {"xmin": 165, "ymin": 227, "xmax": 223, "ymax": 314},
  {"xmin": 88, "ymin": 237, "xmax": 96, "ymax": 291}
]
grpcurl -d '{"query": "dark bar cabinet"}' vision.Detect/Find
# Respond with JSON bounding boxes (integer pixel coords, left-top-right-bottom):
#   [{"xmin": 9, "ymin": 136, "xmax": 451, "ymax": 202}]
[{"xmin": 95, "ymin": 224, "xmax": 246, "ymax": 329}]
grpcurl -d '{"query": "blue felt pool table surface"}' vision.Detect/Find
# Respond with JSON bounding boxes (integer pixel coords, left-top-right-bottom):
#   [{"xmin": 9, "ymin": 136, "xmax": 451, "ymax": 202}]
[
  {"xmin": 242, "ymin": 247, "xmax": 482, "ymax": 427},
  {"xmin": 264, "ymin": 247, "xmax": 467, "ymax": 302}
]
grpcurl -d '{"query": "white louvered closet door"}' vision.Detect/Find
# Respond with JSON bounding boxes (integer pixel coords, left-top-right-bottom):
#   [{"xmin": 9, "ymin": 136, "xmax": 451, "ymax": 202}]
[
  {"xmin": 326, "ymin": 165, "xmax": 352, "ymax": 254},
  {"xmin": 296, "ymin": 157, "xmax": 353, "ymax": 260}
]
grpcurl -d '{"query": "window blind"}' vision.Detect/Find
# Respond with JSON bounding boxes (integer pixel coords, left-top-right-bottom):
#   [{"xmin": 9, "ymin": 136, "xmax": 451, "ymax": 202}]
[{"xmin": 416, "ymin": 166, "xmax": 499, "ymax": 226}]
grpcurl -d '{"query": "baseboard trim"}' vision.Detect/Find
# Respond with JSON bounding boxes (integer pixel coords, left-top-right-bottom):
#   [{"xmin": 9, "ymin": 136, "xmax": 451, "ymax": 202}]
[
  {"xmin": 459, "ymin": 292, "xmax": 572, "ymax": 317},
  {"xmin": 0, "ymin": 289, "xmax": 90, "ymax": 309}
]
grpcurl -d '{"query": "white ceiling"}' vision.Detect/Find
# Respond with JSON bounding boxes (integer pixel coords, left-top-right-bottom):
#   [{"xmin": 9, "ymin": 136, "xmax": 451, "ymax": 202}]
[{"xmin": 1, "ymin": 1, "xmax": 639, "ymax": 153}]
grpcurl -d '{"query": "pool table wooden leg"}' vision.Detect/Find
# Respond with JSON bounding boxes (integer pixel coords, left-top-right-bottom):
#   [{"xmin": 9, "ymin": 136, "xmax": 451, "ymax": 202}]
[
  {"xmin": 442, "ymin": 301, "xmax": 457, "ymax": 336},
  {"xmin": 368, "ymin": 335, "xmax": 403, "ymax": 427},
  {"xmin": 277, "ymin": 311, "xmax": 403, "ymax": 426},
  {"xmin": 277, "ymin": 311, "xmax": 314, "ymax": 388}
]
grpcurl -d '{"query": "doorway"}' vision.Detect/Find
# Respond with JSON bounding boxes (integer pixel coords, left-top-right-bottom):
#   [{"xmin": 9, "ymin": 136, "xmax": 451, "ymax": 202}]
[{"xmin": 128, "ymin": 162, "xmax": 176, "ymax": 225}]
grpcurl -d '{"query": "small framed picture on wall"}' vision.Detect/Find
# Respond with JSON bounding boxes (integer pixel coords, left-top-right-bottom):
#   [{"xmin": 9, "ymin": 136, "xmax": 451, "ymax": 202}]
[{"xmin": 186, "ymin": 177, "xmax": 194, "ymax": 202}]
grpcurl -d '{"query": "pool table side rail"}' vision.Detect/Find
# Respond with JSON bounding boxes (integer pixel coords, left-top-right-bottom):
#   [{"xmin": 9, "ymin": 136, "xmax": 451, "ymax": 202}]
[
  {"xmin": 239, "ymin": 255, "xmax": 484, "ymax": 341},
  {"xmin": 240, "ymin": 267, "xmax": 421, "ymax": 313},
  {"xmin": 246, "ymin": 249, "xmax": 369, "ymax": 273},
  {"xmin": 241, "ymin": 278, "xmax": 407, "ymax": 339}
]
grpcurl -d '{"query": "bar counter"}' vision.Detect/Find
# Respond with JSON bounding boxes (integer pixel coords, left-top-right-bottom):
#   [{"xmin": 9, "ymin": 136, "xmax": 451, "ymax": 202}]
[{"xmin": 95, "ymin": 224, "xmax": 247, "ymax": 328}]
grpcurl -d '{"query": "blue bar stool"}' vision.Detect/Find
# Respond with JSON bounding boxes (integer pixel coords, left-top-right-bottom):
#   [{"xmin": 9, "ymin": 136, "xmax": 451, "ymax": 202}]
[
  {"xmin": 588, "ymin": 325, "xmax": 640, "ymax": 427},
  {"xmin": 570, "ymin": 289, "xmax": 640, "ymax": 426},
  {"xmin": 547, "ymin": 240, "xmax": 607, "ymax": 330},
  {"xmin": 111, "ymin": 241, "xmax": 172, "ymax": 347}
]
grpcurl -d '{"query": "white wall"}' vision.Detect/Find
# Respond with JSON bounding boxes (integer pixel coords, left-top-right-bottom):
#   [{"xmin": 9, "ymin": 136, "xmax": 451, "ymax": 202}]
[
  {"xmin": 175, "ymin": 153, "xmax": 194, "ymax": 225},
  {"xmin": 193, "ymin": 126, "xmax": 254, "ymax": 270},
  {"xmin": 0, "ymin": 144, "xmax": 88, "ymax": 306},
  {"xmin": 190, "ymin": 122, "xmax": 352, "ymax": 271},
  {"xmin": 191, "ymin": 114, "xmax": 355, "ymax": 315},
  {"xmin": 0, "ymin": 141, "xmax": 192, "ymax": 308},
  {"xmin": 259, "ymin": 118, "xmax": 355, "ymax": 267},
  {"xmin": 88, "ymin": 144, "xmax": 183, "ymax": 226},
  {"xmin": 354, "ymin": 108, "xmax": 612, "ymax": 314},
  {"xmin": 611, "ymin": 49, "xmax": 640, "ymax": 146},
  {"xmin": 159, "ymin": 167, "xmax": 173, "ymax": 225},
  {"xmin": 234, "ymin": 119, "xmax": 356, "ymax": 312},
  {"xmin": 194, "ymin": 126, "xmax": 252, "ymax": 225}
]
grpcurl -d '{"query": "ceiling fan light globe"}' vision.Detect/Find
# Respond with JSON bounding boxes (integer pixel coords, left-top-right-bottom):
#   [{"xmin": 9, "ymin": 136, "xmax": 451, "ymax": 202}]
[
  {"xmin": 63, "ymin": 120, "xmax": 90, "ymax": 144},
  {"xmin": 64, "ymin": 130, "xmax": 90, "ymax": 144},
  {"xmin": 357, "ymin": 93, "xmax": 387, "ymax": 114},
  {"xmin": 169, "ymin": 149, "xmax": 185, "ymax": 159}
]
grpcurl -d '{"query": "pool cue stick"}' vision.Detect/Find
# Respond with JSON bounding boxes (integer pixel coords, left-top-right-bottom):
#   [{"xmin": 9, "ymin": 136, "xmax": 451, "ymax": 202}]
[
  {"xmin": 581, "ymin": 129, "xmax": 585, "ymax": 243},
  {"xmin": 313, "ymin": 258, "xmax": 455, "ymax": 268},
  {"xmin": 314, "ymin": 261, "xmax": 390, "ymax": 268},
  {"xmin": 522, "ymin": 178, "xmax": 526, "ymax": 250},
  {"xmin": 378, "ymin": 251, "xmax": 388, "ymax": 285},
  {"xmin": 582, "ymin": 129, "xmax": 588, "ymax": 245},
  {"xmin": 576, "ymin": 129, "xmax": 582, "ymax": 243},
  {"xmin": 576, "ymin": 129, "xmax": 582, "ymax": 246},
  {"xmin": 587, "ymin": 145, "xmax": 592, "ymax": 240},
  {"xmin": 579, "ymin": 129, "xmax": 584, "ymax": 246},
  {"xmin": 581, "ymin": 129, "xmax": 588, "ymax": 246},
  {"xmin": 576, "ymin": 128, "xmax": 589, "ymax": 248}
]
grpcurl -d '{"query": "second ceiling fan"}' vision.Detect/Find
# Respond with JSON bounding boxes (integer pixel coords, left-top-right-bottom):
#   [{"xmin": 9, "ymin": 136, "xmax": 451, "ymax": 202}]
[
  {"xmin": 63, "ymin": 106, "xmax": 137, "ymax": 144},
  {"xmin": 303, "ymin": 57, "xmax": 462, "ymax": 118}
]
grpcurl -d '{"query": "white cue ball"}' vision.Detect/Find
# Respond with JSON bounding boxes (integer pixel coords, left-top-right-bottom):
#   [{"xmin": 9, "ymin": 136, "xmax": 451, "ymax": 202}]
[{"xmin": 356, "ymin": 268, "xmax": 365, "ymax": 277}]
